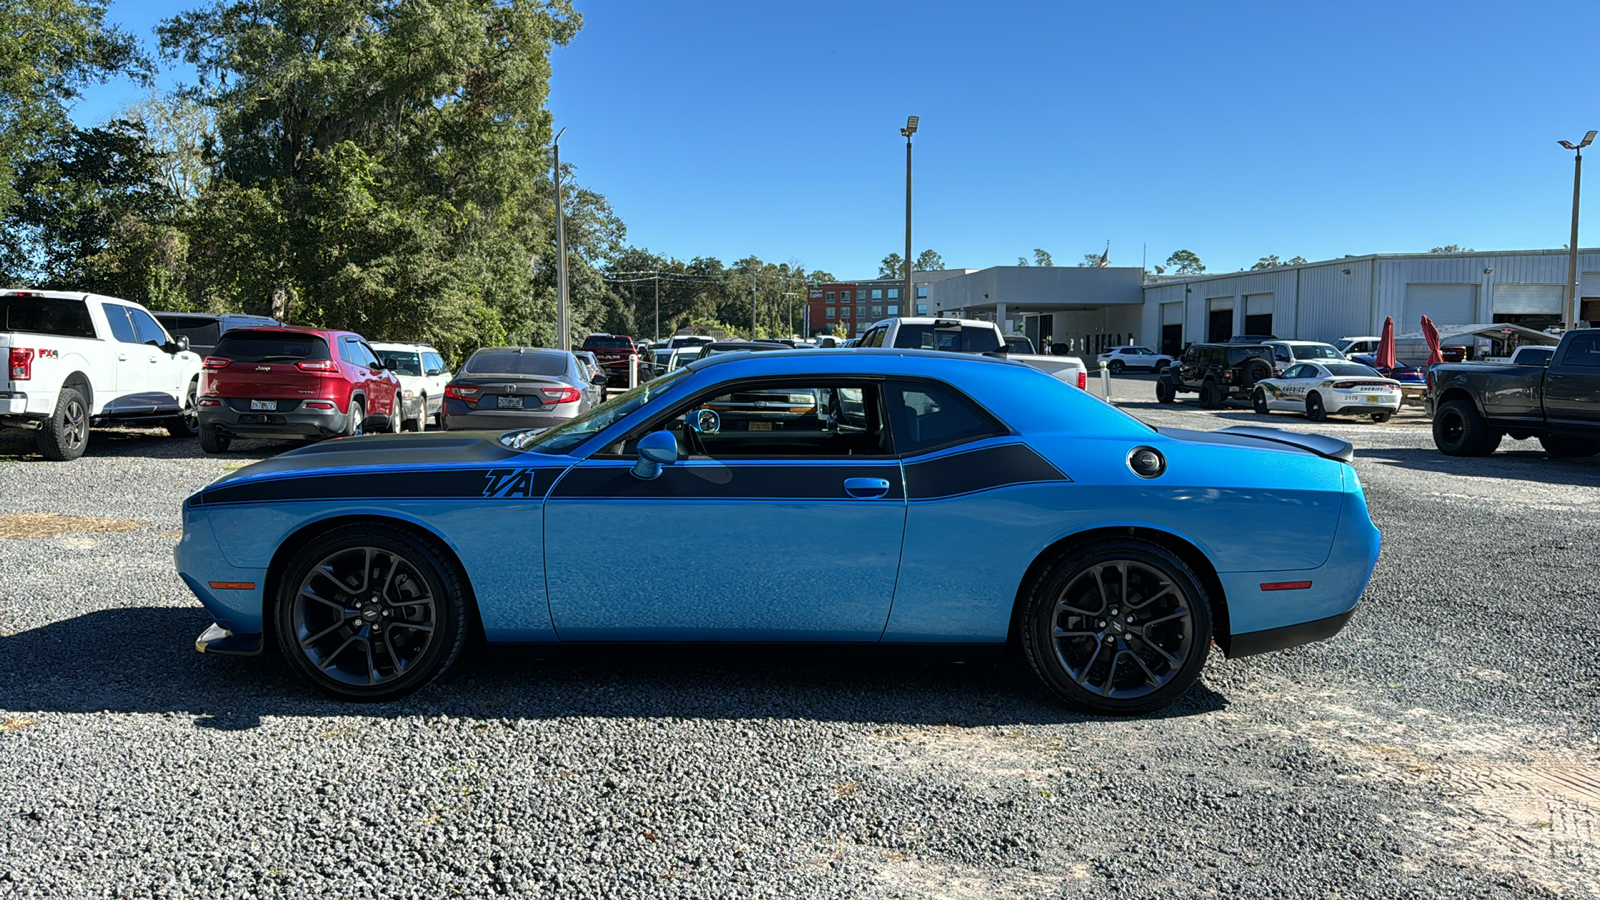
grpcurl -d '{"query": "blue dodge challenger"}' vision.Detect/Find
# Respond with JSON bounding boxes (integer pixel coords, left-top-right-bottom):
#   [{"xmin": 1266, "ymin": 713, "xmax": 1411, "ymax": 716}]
[{"xmin": 177, "ymin": 349, "xmax": 1380, "ymax": 715}]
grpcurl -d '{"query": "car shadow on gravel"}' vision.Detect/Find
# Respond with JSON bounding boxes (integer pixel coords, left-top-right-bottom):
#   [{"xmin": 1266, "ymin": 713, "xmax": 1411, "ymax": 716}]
[
  {"xmin": 0, "ymin": 429, "xmax": 285, "ymax": 462},
  {"xmin": 0, "ymin": 607, "xmax": 1228, "ymax": 729},
  {"xmin": 1356, "ymin": 446, "xmax": 1600, "ymax": 482}
]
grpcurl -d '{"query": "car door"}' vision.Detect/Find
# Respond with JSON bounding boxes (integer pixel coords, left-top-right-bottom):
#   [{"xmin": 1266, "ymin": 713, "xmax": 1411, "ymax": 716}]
[
  {"xmin": 1543, "ymin": 332, "xmax": 1600, "ymax": 429},
  {"xmin": 356, "ymin": 339, "xmax": 399, "ymax": 416},
  {"xmin": 127, "ymin": 306, "xmax": 183, "ymax": 411},
  {"xmin": 98, "ymin": 303, "xmax": 152, "ymax": 412},
  {"xmin": 1274, "ymin": 364, "xmax": 1312, "ymax": 408},
  {"xmin": 543, "ymin": 378, "xmax": 906, "ymax": 641}
]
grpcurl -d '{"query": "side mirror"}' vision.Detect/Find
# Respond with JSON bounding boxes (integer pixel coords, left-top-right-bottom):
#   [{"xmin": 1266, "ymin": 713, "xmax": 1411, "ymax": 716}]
[
  {"xmin": 591, "ymin": 372, "xmax": 608, "ymax": 385},
  {"xmin": 359, "ymin": 414, "xmax": 392, "ymax": 433},
  {"xmin": 165, "ymin": 336, "xmax": 190, "ymax": 354},
  {"xmin": 426, "ymin": 368, "xmax": 444, "ymax": 376},
  {"xmin": 631, "ymin": 430, "xmax": 679, "ymax": 480}
]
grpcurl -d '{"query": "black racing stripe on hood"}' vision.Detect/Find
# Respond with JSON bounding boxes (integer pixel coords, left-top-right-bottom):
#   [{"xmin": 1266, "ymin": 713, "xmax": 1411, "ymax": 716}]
[
  {"xmin": 903, "ymin": 443, "xmax": 1068, "ymax": 500},
  {"xmin": 201, "ymin": 465, "xmax": 563, "ymax": 505}
]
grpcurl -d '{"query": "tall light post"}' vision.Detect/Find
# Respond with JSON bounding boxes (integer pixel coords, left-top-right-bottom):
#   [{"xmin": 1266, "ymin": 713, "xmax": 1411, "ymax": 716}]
[
  {"xmin": 553, "ymin": 126, "xmax": 570, "ymax": 351},
  {"xmin": 1559, "ymin": 131, "xmax": 1597, "ymax": 331},
  {"xmin": 901, "ymin": 116, "xmax": 918, "ymax": 313}
]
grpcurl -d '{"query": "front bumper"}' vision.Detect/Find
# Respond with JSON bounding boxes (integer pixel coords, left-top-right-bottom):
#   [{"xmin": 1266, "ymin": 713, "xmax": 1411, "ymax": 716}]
[
  {"xmin": 200, "ymin": 399, "xmax": 352, "ymax": 440},
  {"xmin": 195, "ymin": 622, "xmax": 264, "ymax": 656}
]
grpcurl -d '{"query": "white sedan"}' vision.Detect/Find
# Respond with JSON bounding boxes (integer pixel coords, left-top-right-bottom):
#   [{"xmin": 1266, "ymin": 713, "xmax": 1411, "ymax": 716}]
[
  {"xmin": 1097, "ymin": 345, "xmax": 1174, "ymax": 373},
  {"xmin": 1252, "ymin": 361, "xmax": 1402, "ymax": 423}
]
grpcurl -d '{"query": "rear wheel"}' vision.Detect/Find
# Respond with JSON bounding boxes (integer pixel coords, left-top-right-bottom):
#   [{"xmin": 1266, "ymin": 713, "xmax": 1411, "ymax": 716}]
[
  {"xmin": 1538, "ymin": 433, "xmax": 1600, "ymax": 458},
  {"xmin": 1155, "ymin": 380, "xmax": 1175, "ymax": 404},
  {"xmin": 1433, "ymin": 399, "xmax": 1500, "ymax": 456},
  {"xmin": 275, "ymin": 524, "xmax": 469, "ymax": 701},
  {"xmin": 1198, "ymin": 380, "xmax": 1222, "ymax": 408},
  {"xmin": 1154, "ymin": 360, "xmax": 1170, "ymax": 373},
  {"xmin": 36, "ymin": 387, "xmax": 89, "ymax": 461},
  {"xmin": 1306, "ymin": 392, "xmax": 1327, "ymax": 421},
  {"xmin": 1109, "ymin": 360, "xmax": 1125, "ymax": 375},
  {"xmin": 1020, "ymin": 540, "xmax": 1212, "ymax": 715},
  {"xmin": 344, "ymin": 398, "xmax": 366, "ymax": 438},
  {"xmin": 198, "ymin": 423, "xmax": 231, "ymax": 454}
]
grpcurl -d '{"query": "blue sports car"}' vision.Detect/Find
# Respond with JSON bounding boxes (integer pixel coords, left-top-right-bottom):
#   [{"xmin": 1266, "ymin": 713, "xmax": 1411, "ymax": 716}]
[{"xmin": 177, "ymin": 349, "xmax": 1380, "ymax": 715}]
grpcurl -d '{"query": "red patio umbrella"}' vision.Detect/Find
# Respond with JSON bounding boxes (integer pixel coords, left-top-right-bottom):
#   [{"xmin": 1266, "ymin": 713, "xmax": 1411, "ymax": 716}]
[
  {"xmin": 1375, "ymin": 316, "xmax": 1397, "ymax": 372},
  {"xmin": 1419, "ymin": 315, "xmax": 1444, "ymax": 366}
]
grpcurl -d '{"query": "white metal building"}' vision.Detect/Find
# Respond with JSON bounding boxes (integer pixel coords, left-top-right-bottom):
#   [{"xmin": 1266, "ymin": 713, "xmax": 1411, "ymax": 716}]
[{"xmin": 1142, "ymin": 249, "xmax": 1600, "ymax": 357}]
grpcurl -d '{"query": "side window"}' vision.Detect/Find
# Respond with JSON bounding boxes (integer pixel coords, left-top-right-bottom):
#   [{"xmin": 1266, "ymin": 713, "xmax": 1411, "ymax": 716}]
[
  {"xmin": 337, "ymin": 337, "xmax": 357, "ymax": 364},
  {"xmin": 101, "ymin": 304, "xmax": 139, "ymax": 343},
  {"xmin": 358, "ymin": 342, "xmax": 381, "ymax": 367},
  {"xmin": 1560, "ymin": 333, "xmax": 1600, "ymax": 368},
  {"xmin": 885, "ymin": 381, "xmax": 1005, "ymax": 455},
  {"xmin": 628, "ymin": 381, "xmax": 887, "ymax": 459},
  {"xmin": 1284, "ymin": 364, "xmax": 1310, "ymax": 379},
  {"xmin": 127, "ymin": 308, "xmax": 168, "ymax": 346},
  {"xmin": 1273, "ymin": 346, "xmax": 1292, "ymax": 362}
]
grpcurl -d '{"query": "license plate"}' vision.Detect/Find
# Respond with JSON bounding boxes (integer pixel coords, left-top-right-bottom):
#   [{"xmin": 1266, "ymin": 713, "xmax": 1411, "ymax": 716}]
[
  {"xmin": 747, "ymin": 421, "xmax": 772, "ymax": 431},
  {"xmin": 498, "ymin": 395, "xmax": 523, "ymax": 410},
  {"xmin": 250, "ymin": 400, "xmax": 277, "ymax": 411},
  {"xmin": 1364, "ymin": 396, "xmax": 1380, "ymax": 404}
]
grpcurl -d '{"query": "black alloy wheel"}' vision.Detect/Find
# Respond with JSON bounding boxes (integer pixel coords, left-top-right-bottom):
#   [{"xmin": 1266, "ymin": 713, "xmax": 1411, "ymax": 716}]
[
  {"xmin": 1109, "ymin": 360, "xmax": 1125, "ymax": 375},
  {"xmin": 1252, "ymin": 388, "xmax": 1271, "ymax": 415},
  {"xmin": 1306, "ymin": 392, "xmax": 1326, "ymax": 421},
  {"xmin": 1021, "ymin": 540, "xmax": 1212, "ymax": 715},
  {"xmin": 275, "ymin": 524, "xmax": 469, "ymax": 700},
  {"xmin": 36, "ymin": 387, "xmax": 89, "ymax": 461},
  {"xmin": 1433, "ymin": 399, "xmax": 1500, "ymax": 456}
]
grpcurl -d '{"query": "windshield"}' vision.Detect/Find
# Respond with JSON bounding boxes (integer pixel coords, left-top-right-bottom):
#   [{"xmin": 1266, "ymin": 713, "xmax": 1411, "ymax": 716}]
[
  {"xmin": 380, "ymin": 350, "xmax": 422, "ymax": 375},
  {"xmin": 893, "ymin": 324, "xmax": 1002, "ymax": 353},
  {"xmin": 1292, "ymin": 344, "xmax": 1344, "ymax": 360},
  {"xmin": 512, "ymin": 367, "xmax": 691, "ymax": 454},
  {"xmin": 464, "ymin": 350, "xmax": 569, "ymax": 377}
]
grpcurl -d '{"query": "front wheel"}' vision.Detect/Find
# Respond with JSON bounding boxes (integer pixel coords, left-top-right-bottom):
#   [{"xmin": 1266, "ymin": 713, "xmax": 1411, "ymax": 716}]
[
  {"xmin": 275, "ymin": 524, "xmax": 470, "ymax": 701},
  {"xmin": 1538, "ymin": 433, "xmax": 1600, "ymax": 458},
  {"xmin": 1155, "ymin": 380, "xmax": 1175, "ymax": 404},
  {"xmin": 1020, "ymin": 540, "xmax": 1212, "ymax": 715},
  {"xmin": 1252, "ymin": 388, "xmax": 1271, "ymax": 415},
  {"xmin": 166, "ymin": 380, "xmax": 200, "ymax": 438},
  {"xmin": 1306, "ymin": 392, "xmax": 1327, "ymax": 421}
]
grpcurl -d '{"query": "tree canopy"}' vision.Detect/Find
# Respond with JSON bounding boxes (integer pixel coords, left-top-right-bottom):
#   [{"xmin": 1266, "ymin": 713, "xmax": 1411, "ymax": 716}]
[{"xmin": 1165, "ymin": 249, "xmax": 1205, "ymax": 274}]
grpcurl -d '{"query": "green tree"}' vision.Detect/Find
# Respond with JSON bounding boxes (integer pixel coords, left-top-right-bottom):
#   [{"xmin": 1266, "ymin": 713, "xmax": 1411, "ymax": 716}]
[
  {"xmin": 914, "ymin": 249, "xmax": 943, "ymax": 271},
  {"xmin": 0, "ymin": 0, "xmax": 149, "ymax": 219},
  {"xmin": 1288, "ymin": 256, "xmax": 1307, "ymax": 265},
  {"xmin": 879, "ymin": 252, "xmax": 904, "ymax": 279},
  {"xmin": 1017, "ymin": 257, "xmax": 1029, "ymax": 266},
  {"xmin": 1033, "ymin": 248, "xmax": 1053, "ymax": 267},
  {"xmin": 1251, "ymin": 255, "xmax": 1283, "ymax": 269},
  {"xmin": 156, "ymin": 0, "xmax": 591, "ymax": 360},
  {"xmin": 1165, "ymin": 249, "xmax": 1205, "ymax": 275},
  {"xmin": 1078, "ymin": 253, "xmax": 1098, "ymax": 267}
]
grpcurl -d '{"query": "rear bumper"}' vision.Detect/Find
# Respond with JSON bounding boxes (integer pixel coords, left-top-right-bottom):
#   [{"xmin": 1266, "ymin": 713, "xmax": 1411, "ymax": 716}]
[
  {"xmin": 441, "ymin": 399, "xmax": 580, "ymax": 432},
  {"xmin": 200, "ymin": 402, "xmax": 351, "ymax": 440},
  {"xmin": 1228, "ymin": 609, "xmax": 1356, "ymax": 658}
]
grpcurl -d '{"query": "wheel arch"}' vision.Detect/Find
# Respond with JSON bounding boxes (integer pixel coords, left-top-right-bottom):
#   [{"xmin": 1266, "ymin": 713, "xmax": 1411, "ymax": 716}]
[
  {"xmin": 1433, "ymin": 386, "xmax": 1481, "ymax": 417},
  {"xmin": 261, "ymin": 513, "xmax": 485, "ymax": 644},
  {"xmin": 1007, "ymin": 525, "xmax": 1232, "ymax": 655},
  {"xmin": 61, "ymin": 371, "xmax": 94, "ymax": 410}
]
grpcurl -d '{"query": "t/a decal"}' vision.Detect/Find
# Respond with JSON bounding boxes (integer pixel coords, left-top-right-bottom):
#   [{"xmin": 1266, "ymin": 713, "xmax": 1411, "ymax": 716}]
[{"xmin": 481, "ymin": 468, "xmax": 541, "ymax": 499}]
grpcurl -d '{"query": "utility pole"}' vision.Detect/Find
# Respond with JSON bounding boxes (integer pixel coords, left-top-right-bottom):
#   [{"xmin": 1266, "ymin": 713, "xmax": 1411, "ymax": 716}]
[
  {"xmin": 553, "ymin": 127, "xmax": 570, "ymax": 351},
  {"xmin": 901, "ymin": 116, "xmax": 918, "ymax": 315},
  {"xmin": 654, "ymin": 275, "xmax": 660, "ymax": 343},
  {"xmin": 1559, "ymin": 131, "xmax": 1596, "ymax": 331},
  {"xmin": 751, "ymin": 273, "xmax": 757, "ymax": 339}
]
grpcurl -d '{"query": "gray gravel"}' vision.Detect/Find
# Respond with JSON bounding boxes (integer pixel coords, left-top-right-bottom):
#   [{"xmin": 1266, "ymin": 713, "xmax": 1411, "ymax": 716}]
[{"xmin": 1, "ymin": 391, "xmax": 1597, "ymax": 899}]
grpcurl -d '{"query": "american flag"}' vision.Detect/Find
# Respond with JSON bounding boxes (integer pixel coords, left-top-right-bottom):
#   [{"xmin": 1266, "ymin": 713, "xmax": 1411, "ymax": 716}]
[{"xmin": 1095, "ymin": 245, "xmax": 1109, "ymax": 268}]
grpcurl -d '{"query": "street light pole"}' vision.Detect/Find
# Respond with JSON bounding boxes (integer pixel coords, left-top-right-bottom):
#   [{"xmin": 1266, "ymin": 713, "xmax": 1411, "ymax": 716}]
[
  {"xmin": 553, "ymin": 126, "xmax": 570, "ymax": 352},
  {"xmin": 1559, "ymin": 131, "xmax": 1596, "ymax": 331},
  {"xmin": 901, "ymin": 116, "xmax": 918, "ymax": 314}
]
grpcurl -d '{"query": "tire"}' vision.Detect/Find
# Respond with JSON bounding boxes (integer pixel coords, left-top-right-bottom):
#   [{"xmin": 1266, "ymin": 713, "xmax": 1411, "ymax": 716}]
[
  {"xmin": 1109, "ymin": 360, "xmax": 1125, "ymax": 375},
  {"xmin": 1155, "ymin": 380, "xmax": 1175, "ymax": 404},
  {"xmin": 1252, "ymin": 388, "xmax": 1271, "ymax": 415},
  {"xmin": 1019, "ymin": 539, "xmax": 1212, "ymax": 715},
  {"xmin": 1306, "ymin": 392, "xmax": 1327, "ymax": 422},
  {"xmin": 36, "ymin": 386, "xmax": 89, "ymax": 461},
  {"xmin": 1239, "ymin": 359, "xmax": 1273, "ymax": 388},
  {"xmin": 166, "ymin": 379, "xmax": 200, "ymax": 438},
  {"xmin": 415, "ymin": 395, "xmax": 428, "ymax": 432},
  {"xmin": 1370, "ymin": 411, "xmax": 1393, "ymax": 424},
  {"xmin": 1154, "ymin": 360, "xmax": 1170, "ymax": 373},
  {"xmin": 274, "ymin": 523, "xmax": 470, "ymax": 701},
  {"xmin": 198, "ymin": 423, "xmax": 231, "ymax": 454},
  {"xmin": 343, "ymin": 398, "xmax": 366, "ymax": 438},
  {"xmin": 1198, "ymin": 380, "xmax": 1222, "ymax": 409},
  {"xmin": 1433, "ymin": 399, "xmax": 1501, "ymax": 457},
  {"xmin": 1538, "ymin": 433, "xmax": 1600, "ymax": 458},
  {"xmin": 387, "ymin": 401, "xmax": 401, "ymax": 433}
]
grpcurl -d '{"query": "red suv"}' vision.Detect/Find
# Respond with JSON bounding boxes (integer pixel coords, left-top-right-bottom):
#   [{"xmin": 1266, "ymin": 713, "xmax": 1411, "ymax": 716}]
[{"xmin": 196, "ymin": 327, "xmax": 400, "ymax": 452}]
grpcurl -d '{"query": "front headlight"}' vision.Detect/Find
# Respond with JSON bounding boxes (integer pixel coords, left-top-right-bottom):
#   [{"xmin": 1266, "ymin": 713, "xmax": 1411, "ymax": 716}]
[{"xmin": 403, "ymin": 389, "xmax": 416, "ymax": 399}]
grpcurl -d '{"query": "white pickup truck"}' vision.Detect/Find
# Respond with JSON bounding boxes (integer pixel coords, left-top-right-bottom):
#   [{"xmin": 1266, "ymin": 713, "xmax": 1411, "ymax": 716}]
[
  {"xmin": 854, "ymin": 317, "xmax": 1090, "ymax": 388},
  {"xmin": 1, "ymin": 289, "xmax": 203, "ymax": 460}
]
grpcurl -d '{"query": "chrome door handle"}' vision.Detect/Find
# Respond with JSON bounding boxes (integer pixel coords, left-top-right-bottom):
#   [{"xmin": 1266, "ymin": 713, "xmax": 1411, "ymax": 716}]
[
  {"xmin": 117, "ymin": 354, "xmax": 128, "ymax": 361},
  {"xmin": 843, "ymin": 477, "xmax": 891, "ymax": 499}
]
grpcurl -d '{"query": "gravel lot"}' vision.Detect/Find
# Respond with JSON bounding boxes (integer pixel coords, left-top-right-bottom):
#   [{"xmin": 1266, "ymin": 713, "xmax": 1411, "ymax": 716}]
[{"xmin": 2, "ymin": 376, "xmax": 1597, "ymax": 898}]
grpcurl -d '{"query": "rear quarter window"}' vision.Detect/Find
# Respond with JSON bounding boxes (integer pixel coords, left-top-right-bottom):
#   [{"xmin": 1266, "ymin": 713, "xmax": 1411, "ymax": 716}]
[{"xmin": 212, "ymin": 332, "xmax": 332, "ymax": 362}]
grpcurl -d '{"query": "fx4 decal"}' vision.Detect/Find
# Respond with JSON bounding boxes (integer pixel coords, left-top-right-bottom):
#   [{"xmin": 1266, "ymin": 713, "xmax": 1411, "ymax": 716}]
[
  {"xmin": 38, "ymin": 349, "xmax": 60, "ymax": 359},
  {"xmin": 481, "ymin": 468, "xmax": 544, "ymax": 499}
]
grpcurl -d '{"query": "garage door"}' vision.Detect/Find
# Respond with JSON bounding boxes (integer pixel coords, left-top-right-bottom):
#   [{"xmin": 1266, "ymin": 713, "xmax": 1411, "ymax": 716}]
[
  {"xmin": 1161, "ymin": 302, "xmax": 1182, "ymax": 325},
  {"xmin": 1492, "ymin": 284, "xmax": 1564, "ymax": 315},
  {"xmin": 1403, "ymin": 284, "xmax": 1478, "ymax": 328}
]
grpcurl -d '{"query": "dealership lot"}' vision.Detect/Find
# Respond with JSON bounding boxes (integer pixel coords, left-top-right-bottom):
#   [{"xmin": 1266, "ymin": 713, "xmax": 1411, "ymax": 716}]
[{"xmin": 1, "ymin": 381, "xmax": 1596, "ymax": 898}]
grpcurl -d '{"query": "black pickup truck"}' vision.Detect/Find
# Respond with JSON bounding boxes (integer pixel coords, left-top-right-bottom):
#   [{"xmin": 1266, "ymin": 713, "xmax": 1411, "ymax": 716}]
[{"xmin": 1427, "ymin": 328, "xmax": 1600, "ymax": 457}]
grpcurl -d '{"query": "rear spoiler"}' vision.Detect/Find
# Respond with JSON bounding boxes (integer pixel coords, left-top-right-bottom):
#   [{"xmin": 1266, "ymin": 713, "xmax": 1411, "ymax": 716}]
[{"xmin": 1215, "ymin": 426, "xmax": 1355, "ymax": 463}]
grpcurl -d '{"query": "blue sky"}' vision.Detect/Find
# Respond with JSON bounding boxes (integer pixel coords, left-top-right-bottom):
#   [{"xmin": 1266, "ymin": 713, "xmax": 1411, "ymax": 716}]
[{"xmin": 77, "ymin": 0, "xmax": 1600, "ymax": 279}]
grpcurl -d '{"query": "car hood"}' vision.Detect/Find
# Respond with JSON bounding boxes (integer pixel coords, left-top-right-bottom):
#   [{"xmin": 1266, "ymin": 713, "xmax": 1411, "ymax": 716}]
[{"xmin": 200, "ymin": 431, "xmax": 524, "ymax": 493}]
